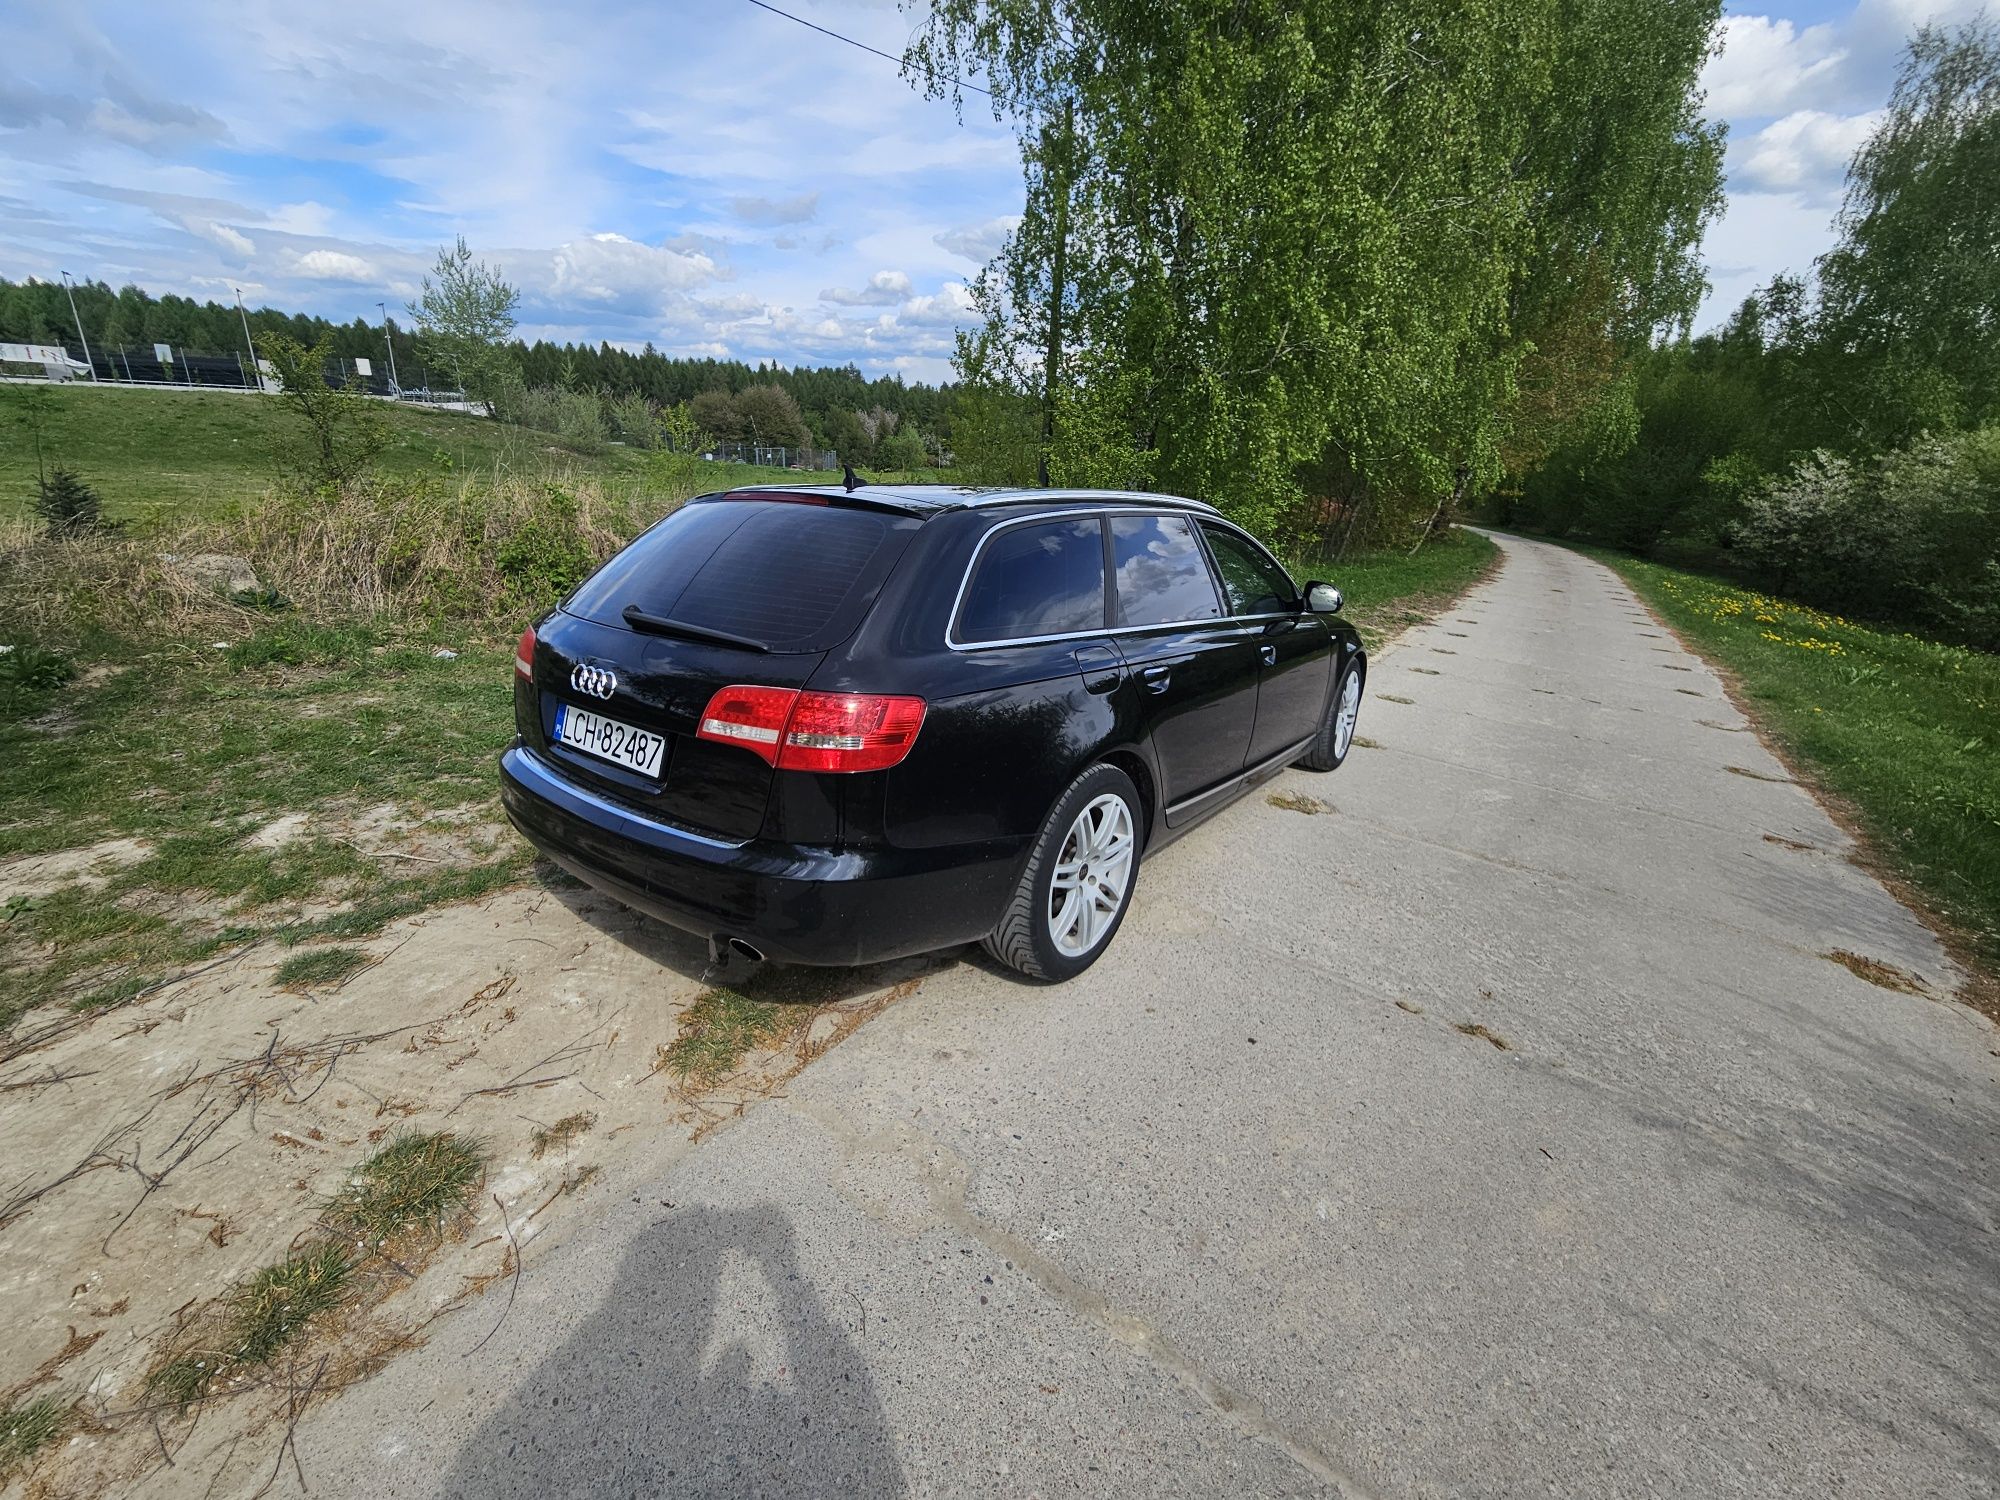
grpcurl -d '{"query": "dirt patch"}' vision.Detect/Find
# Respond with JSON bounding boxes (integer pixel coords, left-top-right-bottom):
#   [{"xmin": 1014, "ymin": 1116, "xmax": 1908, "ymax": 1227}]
[
  {"xmin": 1411, "ymin": 667, "xmax": 1441, "ymax": 676},
  {"xmin": 1267, "ymin": 792, "xmax": 1333, "ymax": 816},
  {"xmin": 0, "ymin": 838, "xmax": 152, "ymax": 903},
  {"xmin": 1825, "ymin": 948, "xmax": 1929, "ymax": 996},
  {"xmin": 0, "ymin": 881, "xmax": 933, "ymax": 1496},
  {"xmin": 1378, "ymin": 694, "xmax": 1414, "ymax": 705},
  {"xmin": 1453, "ymin": 1021, "xmax": 1513, "ymax": 1051},
  {"xmin": 1763, "ymin": 833, "xmax": 1818, "ymax": 852}
]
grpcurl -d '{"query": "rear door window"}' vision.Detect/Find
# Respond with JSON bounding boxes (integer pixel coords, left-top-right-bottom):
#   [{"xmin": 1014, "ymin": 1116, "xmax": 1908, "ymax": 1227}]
[
  {"xmin": 1110, "ymin": 514, "xmax": 1223, "ymax": 627},
  {"xmin": 564, "ymin": 498, "xmax": 919, "ymax": 653},
  {"xmin": 955, "ymin": 517, "xmax": 1108, "ymax": 644},
  {"xmin": 1200, "ymin": 523, "xmax": 1297, "ymax": 615}
]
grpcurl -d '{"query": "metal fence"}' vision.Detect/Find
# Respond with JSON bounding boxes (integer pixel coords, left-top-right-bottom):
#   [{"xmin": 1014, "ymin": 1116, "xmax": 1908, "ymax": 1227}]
[{"xmin": 701, "ymin": 440, "xmax": 841, "ymax": 471}]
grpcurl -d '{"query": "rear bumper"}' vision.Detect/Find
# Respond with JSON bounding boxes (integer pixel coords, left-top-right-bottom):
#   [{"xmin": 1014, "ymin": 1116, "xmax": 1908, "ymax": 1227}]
[{"xmin": 499, "ymin": 744, "xmax": 1024, "ymax": 966}]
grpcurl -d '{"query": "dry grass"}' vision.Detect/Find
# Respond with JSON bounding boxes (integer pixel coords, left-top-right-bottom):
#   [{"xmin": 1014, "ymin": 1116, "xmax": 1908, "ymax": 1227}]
[
  {"xmin": 1267, "ymin": 791, "xmax": 1333, "ymax": 815},
  {"xmin": 1825, "ymin": 949, "xmax": 1929, "ymax": 996},
  {"xmin": 528, "ymin": 1111, "xmax": 597, "ymax": 1159}
]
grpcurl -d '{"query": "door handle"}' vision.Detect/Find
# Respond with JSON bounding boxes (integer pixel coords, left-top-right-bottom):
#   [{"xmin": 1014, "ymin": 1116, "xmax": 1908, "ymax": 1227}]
[
  {"xmin": 1259, "ymin": 644, "xmax": 1278, "ymax": 667},
  {"xmin": 1141, "ymin": 664, "xmax": 1172, "ymax": 694}
]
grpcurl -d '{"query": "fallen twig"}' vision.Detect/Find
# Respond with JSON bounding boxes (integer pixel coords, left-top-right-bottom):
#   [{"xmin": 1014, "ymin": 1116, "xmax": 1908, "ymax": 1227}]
[{"xmin": 466, "ymin": 1193, "xmax": 523, "ymax": 1358}]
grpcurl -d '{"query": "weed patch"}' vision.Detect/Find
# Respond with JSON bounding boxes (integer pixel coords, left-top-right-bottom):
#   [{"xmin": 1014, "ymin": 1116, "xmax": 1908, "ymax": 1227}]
[
  {"xmin": 325, "ymin": 1131, "xmax": 485, "ymax": 1247},
  {"xmin": 529, "ymin": 1112, "xmax": 597, "ymax": 1159},
  {"xmin": 0, "ymin": 1394, "xmax": 68, "ymax": 1478},
  {"xmin": 655, "ymin": 988, "xmax": 810, "ymax": 1090},
  {"xmin": 274, "ymin": 946, "xmax": 370, "ymax": 989}
]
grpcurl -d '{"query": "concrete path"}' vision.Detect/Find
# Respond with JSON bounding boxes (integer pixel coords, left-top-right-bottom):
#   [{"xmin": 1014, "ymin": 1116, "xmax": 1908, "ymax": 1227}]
[{"xmin": 300, "ymin": 532, "xmax": 1999, "ymax": 1499}]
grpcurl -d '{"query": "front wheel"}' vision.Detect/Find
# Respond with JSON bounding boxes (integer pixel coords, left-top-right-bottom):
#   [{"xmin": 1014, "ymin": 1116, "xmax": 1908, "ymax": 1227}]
[
  {"xmin": 983, "ymin": 763, "xmax": 1142, "ymax": 982},
  {"xmin": 1299, "ymin": 660, "xmax": 1362, "ymax": 772}
]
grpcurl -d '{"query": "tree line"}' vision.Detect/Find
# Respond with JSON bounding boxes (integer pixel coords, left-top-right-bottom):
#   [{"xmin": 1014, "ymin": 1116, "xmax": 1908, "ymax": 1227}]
[
  {"xmin": 0, "ymin": 270, "xmax": 948, "ymax": 467},
  {"xmin": 1502, "ymin": 20, "xmax": 2000, "ymax": 647}
]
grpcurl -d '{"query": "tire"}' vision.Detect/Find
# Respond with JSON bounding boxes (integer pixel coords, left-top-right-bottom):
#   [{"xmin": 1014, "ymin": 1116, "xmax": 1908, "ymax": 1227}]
[
  {"xmin": 983, "ymin": 763, "xmax": 1143, "ymax": 982},
  {"xmin": 1299, "ymin": 659, "xmax": 1363, "ymax": 772}
]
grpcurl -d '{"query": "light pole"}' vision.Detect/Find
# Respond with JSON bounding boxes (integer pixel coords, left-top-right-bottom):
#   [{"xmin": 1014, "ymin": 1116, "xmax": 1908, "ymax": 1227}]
[
  {"xmin": 376, "ymin": 301, "xmax": 400, "ymax": 396},
  {"xmin": 60, "ymin": 271, "xmax": 99, "ymax": 382},
  {"xmin": 235, "ymin": 288, "xmax": 260, "ymax": 391}
]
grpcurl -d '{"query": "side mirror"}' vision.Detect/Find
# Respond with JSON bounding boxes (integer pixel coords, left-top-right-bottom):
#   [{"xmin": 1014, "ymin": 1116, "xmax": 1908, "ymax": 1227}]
[{"xmin": 1304, "ymin": 581, "xmax": 1343, "ymax": 615}]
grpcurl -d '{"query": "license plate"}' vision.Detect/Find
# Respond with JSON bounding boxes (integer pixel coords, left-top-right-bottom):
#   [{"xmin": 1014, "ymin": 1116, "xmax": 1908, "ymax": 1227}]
[{"xmin": 553, "ymin": 702, "xmax": 667, "ymax": 778}]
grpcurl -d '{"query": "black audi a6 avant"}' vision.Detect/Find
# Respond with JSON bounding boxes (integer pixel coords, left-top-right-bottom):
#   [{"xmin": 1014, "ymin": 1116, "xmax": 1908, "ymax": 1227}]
[{"xmin": 500, "ymin": 484, "xmax": 1365, "ymax": 981}]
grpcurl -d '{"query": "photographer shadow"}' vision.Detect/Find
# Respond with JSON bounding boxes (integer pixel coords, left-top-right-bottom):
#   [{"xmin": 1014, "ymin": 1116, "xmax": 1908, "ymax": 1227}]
[{"xmin": 443, "ymin": 1200, "xmax": 906, "ymax": 1497}]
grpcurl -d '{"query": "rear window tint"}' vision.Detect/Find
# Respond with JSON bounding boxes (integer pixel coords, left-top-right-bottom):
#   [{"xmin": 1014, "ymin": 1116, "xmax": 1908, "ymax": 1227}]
[
  {"xmin": 564, "ymin": 499, "xmax": 917, "ymax": 652},
  {"xmin": 1110, "ymin": 514, "xmax": 1221, "ymax": 627},
  {"xmin": 955, "ymin": 518, "xmax": 1107, "ymax": 644}
]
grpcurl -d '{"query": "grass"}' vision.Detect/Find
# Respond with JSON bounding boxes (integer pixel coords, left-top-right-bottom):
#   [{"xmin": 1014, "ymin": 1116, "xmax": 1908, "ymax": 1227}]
[
  {"xmin": 324, "ymin": 1131, "xmax": 485, "ymax": 1246},
  {"xmin": 273, "ymin": 946, "xmax": 370, "ymax": 989},
  {"xmin": 1588, "ymin": 551, "xmax": 2000, "ymax": 990},
  {"xmin": 153, "ymin": 1132, "xmax": 483, "ymax": 1410},
  {"xmin": 655, "ymin": 987, "xmax": 809, "ymax": 1087},
  {"xmin": 0, "ymin": 634, "xmax": 529, "ymax": 1031},
  {"xmin": 1293, "ymin": 528, "xmax": 1498, "ymax": 651},
  {"xmin": 0, "ymin": 383, "xmax": 841, "ymax": 530},
  {"xmin": 0, "ymin": 1394, "xmax": 68, "ymax": 1477}
]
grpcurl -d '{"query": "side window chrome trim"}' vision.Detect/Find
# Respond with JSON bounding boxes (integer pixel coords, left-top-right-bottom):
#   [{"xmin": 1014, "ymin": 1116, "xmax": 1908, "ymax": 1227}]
[{"xmin": 946, "ymin": 506, "xmax": 1302, "ymax": 652}]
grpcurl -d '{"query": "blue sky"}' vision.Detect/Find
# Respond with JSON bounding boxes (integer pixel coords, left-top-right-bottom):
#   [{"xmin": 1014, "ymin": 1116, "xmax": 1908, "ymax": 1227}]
[{"xmin": 0, "ymin": 0, "xmax": 1985, "ymax": 381}]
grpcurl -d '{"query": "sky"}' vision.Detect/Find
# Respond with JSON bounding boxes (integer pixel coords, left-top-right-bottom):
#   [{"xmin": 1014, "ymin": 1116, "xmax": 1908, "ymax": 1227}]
[{"xmin": 0, "ymin": 0, "xmax": 1985, "ymax": 382}]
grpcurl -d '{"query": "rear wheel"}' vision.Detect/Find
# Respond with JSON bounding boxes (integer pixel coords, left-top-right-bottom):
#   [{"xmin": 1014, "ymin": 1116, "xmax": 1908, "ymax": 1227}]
[
  {"xmin": 1299, "ymin": 660, "xmax": 1362, "ymax": 772},
  {"xmin": 983, "ymin": 763, "xmax": 1142, "ymax": 981}
]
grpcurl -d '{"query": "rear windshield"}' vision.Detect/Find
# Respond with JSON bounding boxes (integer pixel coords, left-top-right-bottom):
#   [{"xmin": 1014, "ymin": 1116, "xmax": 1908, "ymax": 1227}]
[{"xmin": 564, "ymin": 498, "xmax": 920, "ymax": 653}]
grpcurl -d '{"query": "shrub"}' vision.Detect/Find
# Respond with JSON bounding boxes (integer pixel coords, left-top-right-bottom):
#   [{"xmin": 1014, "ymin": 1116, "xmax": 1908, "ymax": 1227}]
[
  {"xmin": 606, "ymin": 391, "xmax": 660, "ymax": 449},
  {"xmin": 508, "ymin": 385, "xmax": 607, "ymax": 454},
  {"xmin": 1737, "ymin": 425, "xmax": 2000, "ymax": 647},
  {"xmin": 32, "ymin": 465, "xmax": 110, "ymax": 536},
  {"xmin": 495, "ymin": 484, "xmax": 598, "ymax": 611}
]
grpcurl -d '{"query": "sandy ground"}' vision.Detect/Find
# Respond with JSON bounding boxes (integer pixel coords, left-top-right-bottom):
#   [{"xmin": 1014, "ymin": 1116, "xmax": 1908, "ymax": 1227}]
[{"xmin": 0, "ymin": 874, "xmax": 935, "ymax": 1498}]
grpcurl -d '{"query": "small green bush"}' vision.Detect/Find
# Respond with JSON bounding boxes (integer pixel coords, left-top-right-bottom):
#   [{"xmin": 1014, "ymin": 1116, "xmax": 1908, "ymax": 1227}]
[
  {"xmin": 0, "ymin": 642, "xmax": 75, "ymax": 702},
  {"xmin": 496, "ymin": 484, "xmax": 596, "ymax": 610}
]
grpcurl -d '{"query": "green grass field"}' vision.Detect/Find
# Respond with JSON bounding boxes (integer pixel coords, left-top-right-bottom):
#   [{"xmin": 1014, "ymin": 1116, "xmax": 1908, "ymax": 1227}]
[
  {"xmin": 1591, "ymin": 550, "xmax": 2000, "ymax": 987},
  {"xmin": 0, "ymin": 383, "xmax": 839, "ymax": 528}
]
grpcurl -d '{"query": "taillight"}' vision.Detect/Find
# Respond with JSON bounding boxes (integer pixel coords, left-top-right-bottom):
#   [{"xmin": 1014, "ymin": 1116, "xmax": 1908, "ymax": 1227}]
[
  {"xmin": 779, "ymin": 692, "xmax": 926, "ymax": 772},
  {"xmin": 697, "ymin": 685, "xmax": 797, "ymax": 763},
  {"xmin": 515, "ymin": 626, "xmax": 536, "ymax": 680},
  {"xmin": 696, "ymin": 686, "xmax": 927, "ymax": 773}
]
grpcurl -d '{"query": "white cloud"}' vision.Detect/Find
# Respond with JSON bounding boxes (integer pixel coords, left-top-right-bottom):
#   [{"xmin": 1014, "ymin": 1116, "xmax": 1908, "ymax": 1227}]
[
  {"xmin": 1702, "ymin": 16, "xmax": 1849, "ymax": 117},
  {"xmin": 1732, "ymin": 108, "xmax": 1883, "ymax": 198},
  {"xmin": 896, "ymin": 281, "xmax": 978, "ymax": 326},
  {"xmin": 547, "ymin": 232, "xmax": 720, "ymax": 307},
  {"xmin": 189, "ymin": 219, "xmax": 256, "ymax": 257},
  {"xmin": 934, "ymin": 215, "xmax": 1021, "ymax": 263},
  {"xmin": 287, "ymin": 248, "xmax": 377, "ymax": 281},
  {"xmin": 820, "ymin": 269, "xmax": 913, "ymax": 306}
]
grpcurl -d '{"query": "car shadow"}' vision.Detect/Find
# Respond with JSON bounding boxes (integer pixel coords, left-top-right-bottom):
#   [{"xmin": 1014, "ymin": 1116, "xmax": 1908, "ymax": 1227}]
[
  {"xmin": 440, "ymin": 1201, "xmax": 908, "ymax": 1497},
  {"xmin": 525, "ymin": 859, "xmax": 988, "ymax": 1002}
]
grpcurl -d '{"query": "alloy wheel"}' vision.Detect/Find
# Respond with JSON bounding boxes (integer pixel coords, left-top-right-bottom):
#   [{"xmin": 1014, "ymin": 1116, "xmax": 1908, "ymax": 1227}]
[{"xmin": 1047, "ymin": 793, "xmax": 1135, "ymax": 957}]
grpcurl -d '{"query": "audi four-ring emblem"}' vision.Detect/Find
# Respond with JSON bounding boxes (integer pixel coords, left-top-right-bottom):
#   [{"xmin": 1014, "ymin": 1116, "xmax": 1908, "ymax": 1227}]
[{"xmin": 570, "ymin": 663, "xmax": 617, "ymax": 700}]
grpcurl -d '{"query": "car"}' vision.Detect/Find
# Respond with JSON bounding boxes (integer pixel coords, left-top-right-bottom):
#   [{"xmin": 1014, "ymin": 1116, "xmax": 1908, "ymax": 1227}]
[{"xmin": 499, "ymin": 484, "xmax": 1366, "ymax": 981}]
